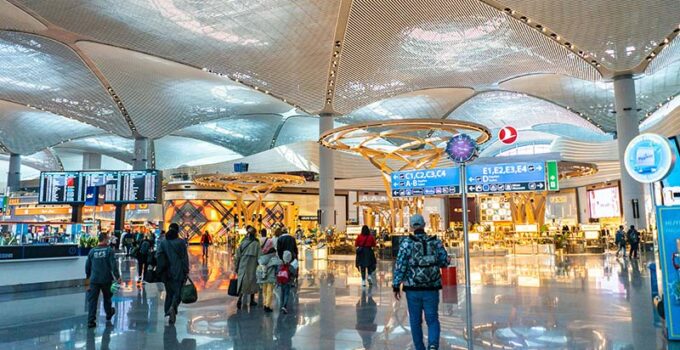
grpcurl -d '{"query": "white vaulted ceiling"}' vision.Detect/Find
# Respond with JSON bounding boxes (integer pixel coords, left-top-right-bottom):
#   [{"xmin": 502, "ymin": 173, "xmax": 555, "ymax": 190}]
[{"xmin": 0, "ymin": 0, "xmax": 677, "ymax": 172}]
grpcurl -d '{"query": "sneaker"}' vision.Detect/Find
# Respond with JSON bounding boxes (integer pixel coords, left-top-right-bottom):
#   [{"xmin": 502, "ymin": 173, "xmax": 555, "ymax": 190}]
[
  {"xmin": 169, "ymin": 307, "xmax": 176, "ymax": 325},
  {"xmin": 249, "ymin": 300, "xmax": 258, "ymax": 306},
  {"xmin": 281, "ymin": 307, "xmax": 288, "ymax": 314},
  {"xmin": 427, "ymin": 345, "xmax": 438, "ymax": 350},
  {"xmin": 106, "ymin": 307, "xmax": 116, "ymax": 321},
  {"xmin": 87, "ymin": 322, "xmax": 96, "ymax": 329},
  {"xmin": 264, "ymin": 307, "xmax": 273, "ymax": 313}
]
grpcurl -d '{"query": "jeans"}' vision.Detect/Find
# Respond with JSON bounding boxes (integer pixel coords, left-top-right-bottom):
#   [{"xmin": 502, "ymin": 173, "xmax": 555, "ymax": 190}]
[
  {"xmin": 616, "ymin": 243, "xmax": 626, "ymax": 256},
  {"xmin": 359, "ymin": 265, "xmax": 376, "ymax": 282},
  {"xmin": 262, "ymin": 283, "xmax": 275, "ymax": 308},
  {"xmin": 202, "ymin": 244, "xmax": 209, "ymax": 258},
  {"xmin": 405, "ymin": 290, "xmax": 441, "ymax": 350},
  {"xmin": 630, "ymin": 243, "xmax": 639, "ymax": 259},
  {"xmin": 88, "ymin": 283, "xmax": 114, "ymax": 323},
  {"xmin": 137, "ymin": 256, "xmax": 147, "ymax": 278},
  {"xmin": 164, "ymin": 279, "xmax": 183, "ymax": 316},
  {"xmin": 279, "ymin": 283, "xmax": 291, "ymax": 308}
]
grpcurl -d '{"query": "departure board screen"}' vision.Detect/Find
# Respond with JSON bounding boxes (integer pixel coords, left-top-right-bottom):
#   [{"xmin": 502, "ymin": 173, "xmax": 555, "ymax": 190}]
[
  {"xmin": 78, "ymin": 171, "xmax": 119, "ymax": 202},
  {"xmin": 108, "ymin": 170, "xmax": 161, "ymax": 203},
  {"xmin": 39, "ymin": 172, "xmax": 80, "ymax": 204}
]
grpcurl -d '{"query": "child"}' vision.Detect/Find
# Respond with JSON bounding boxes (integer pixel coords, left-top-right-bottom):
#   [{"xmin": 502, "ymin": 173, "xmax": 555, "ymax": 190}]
[
  {"xmin": 277, "ymin": 250, "xmax": 297, "ymax": 314},
  {"xmin": 257, "ymin": 239, "xmax": 281, "ymax": 313}
]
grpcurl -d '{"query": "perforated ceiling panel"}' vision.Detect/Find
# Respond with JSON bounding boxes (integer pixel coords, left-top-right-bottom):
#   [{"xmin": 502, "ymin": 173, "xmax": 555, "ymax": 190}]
[
  {"xmin": 498, "ymin": 0, "xmax": 679, "ymax": 70},
  {"xmin": 53, "ymin": 135, "xmax": 134, "ymax": 164},
  {"xmin": 0, "ymin": 100, "xmax": 105, "ymax": 154},
  {"xmin": 647, "ymin": 36, "xmax": 680, "ymax": 74},
  {"xmin": 338, "ymin": 88, "xmax": 475, "ymax": 122},
  {"xmin": 637, "ymin": 60, "xmax": 680, "ymax": 116},
  {"xmin": 23, "ymin": 150, "xmax": 63, "ymax": 171},
  {"xmin": 0, "ymin": 0, "xmax": 47, "ymax": 32},
  {"xmin": 0, "ymin": 32, "xmax": 130, "ymax": 135},
  {"xmin": 499, "ymin": 74, "xmax": 616, "ymax": 131},
  {"xmin": 274, "ymin": 116, "xmax": 319, "ymax": 147},
  {"xmin": 172, "ymin": 114, "xmax": 283, "ymax": 156},
  {"xmin": 19, "ymin": 0, "xmax": 341, "ymax": 112},
  {"xmin": 155, "ymin": 135, "xmax": 241, "ymax": 169},
  {"xmin": 447, "ymin": 91, "xmax": 604, "ymax": 135},
  {"xmin": 78, "ymin": 41, "xmax": 294, "ymax": 138},
  {"xmin": 335, "ymin": 0, "xmax": 599, "ymax": 113}
]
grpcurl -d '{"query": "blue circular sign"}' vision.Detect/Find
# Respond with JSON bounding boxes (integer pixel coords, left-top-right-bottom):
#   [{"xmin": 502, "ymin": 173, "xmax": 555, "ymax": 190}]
[
  {"xmin": 623, "ymin": 133, "xmax": 675, "ymax": 183},
  {"xmin": 446, "ymin": 134, "xmax": 478, "ymax": 163}
]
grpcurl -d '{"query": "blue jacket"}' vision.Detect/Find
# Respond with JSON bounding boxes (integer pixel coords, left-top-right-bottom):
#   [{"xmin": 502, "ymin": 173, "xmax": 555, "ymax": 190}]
[
  {"xmin": 86, "ymin": 245, "xmax": 120, "ymax": 285},
  {"xmin": 392, "ymin": 230, "xmax": 449, "ymax": 291}
]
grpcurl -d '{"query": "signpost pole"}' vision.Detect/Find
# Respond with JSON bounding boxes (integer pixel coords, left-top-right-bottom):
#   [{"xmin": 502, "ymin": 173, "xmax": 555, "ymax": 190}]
[{"xmin": 460, "ymin": 164, "xmax": 474, "ymax": 349}]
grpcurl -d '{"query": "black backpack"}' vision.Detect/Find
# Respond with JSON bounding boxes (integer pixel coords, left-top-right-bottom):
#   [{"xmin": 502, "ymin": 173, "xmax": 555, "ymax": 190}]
[{"xmin": 407, "ymin": 235, "xmax": 441, "ymax": 287}]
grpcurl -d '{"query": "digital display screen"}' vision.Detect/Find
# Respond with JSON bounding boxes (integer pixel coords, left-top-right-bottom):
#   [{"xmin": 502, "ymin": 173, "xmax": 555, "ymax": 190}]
[
  {"xmin": 39, "ymin": 172, "xmax": 80, "ymax": 204},
  {"xmin": 39, "ymin": 170, "xmax": 161, "ymax": 204},
  {"xmin": 79, "ymin": 171, "xmax": 119, "ymax": 202},
  {"xmin": 662, "ymin": 136, "xmax": 680, "ymax": 187},
  {"xmin": 588, "ymin": 187, "xmax": 621, "ymax": 218},
  {"xmin": 107, "ymin": 170, "xmax": 160, "ymax": 204}
]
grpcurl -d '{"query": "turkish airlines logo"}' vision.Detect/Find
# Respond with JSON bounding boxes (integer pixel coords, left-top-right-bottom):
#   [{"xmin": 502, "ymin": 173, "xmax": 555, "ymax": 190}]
[{"xmin": 499, "ymin": 126, "xmax": 517, "ymax": 145}]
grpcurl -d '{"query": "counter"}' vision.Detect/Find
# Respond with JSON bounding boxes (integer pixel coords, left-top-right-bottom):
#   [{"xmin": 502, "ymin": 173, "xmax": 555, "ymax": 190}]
[
  {"xmin": 0, "ymin": 244, "xmax": 85, "ymax": 292},
  {"xmin": 0, "ymin": 244, "xmax": 79, "ymax": 260}
]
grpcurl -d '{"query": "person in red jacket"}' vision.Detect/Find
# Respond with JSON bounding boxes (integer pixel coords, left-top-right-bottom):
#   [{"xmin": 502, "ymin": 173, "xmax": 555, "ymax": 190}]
[
  {"xmin": 200, "ymin": 231, "xmax": 212, "ymax": 259},
  {"xmin": 355, "ymin": 225, "xmax": 377, "ymax": 287}
]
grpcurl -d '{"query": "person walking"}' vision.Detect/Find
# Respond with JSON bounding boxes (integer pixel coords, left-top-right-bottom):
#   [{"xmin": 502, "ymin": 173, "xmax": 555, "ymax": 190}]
[
  {"xmin": 257, "ymin": 238, "xmax": 281, "ymax": 313},
  {"xmin": 234, "ymin": 225, "xmax": 261, "ymax": 309},
  {"xmin": 85, "ymin": 233, "xmax": 122, "ymax": 328},
  {"xmin": 277, "ymin": 250, "xmax": 297, "ymax": 314},
  {"xmin": 276, "ymin": 228, "xmax": 298, "ymax": 262},
  {"xmin": 136, "ymin": 233, "xmax": 154, "ymax": 284},
  {"xmin": 156, "ymin": 223, "xmax": 189, "ymax": 325},
  {"xmin": 259, "ymin": 228, "xmax": 269, "ymax": 246},
  {"xmin": 200, "ymin": 231, "xmax": 212, "ymax": 259},
  {"xmin": 355, "ymin": 225, "xmax": 377, "ymax": 287},
  {"xmin": 627, "ymin": 225, "xmax": 640, "ymax": 259},
  {"xmin": 615, "ymin": 225, "xmax": 627, "ymax": 258},
  {"xmin": 393, "ymin": 214, "xmax": 450, "ymax": 350}
]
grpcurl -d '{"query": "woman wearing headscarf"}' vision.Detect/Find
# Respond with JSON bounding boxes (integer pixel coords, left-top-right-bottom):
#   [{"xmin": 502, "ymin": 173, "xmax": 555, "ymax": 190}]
[
  {"xmin": 234, "ymin": 225, "xmax": 261, "ymax": 309},
  {"xmin": 355, "ymin": 225, "xmax": 377, "ymax": 287},
  {"xmin": 257, "ymin": 238, "xmax": 281, "ymax": 312}
]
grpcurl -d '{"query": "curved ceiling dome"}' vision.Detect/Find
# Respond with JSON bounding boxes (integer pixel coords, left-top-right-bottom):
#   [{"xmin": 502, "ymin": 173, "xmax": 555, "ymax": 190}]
[{"xmin": 0, "ymin": 0, "xmax": 677, "ymax": 171}]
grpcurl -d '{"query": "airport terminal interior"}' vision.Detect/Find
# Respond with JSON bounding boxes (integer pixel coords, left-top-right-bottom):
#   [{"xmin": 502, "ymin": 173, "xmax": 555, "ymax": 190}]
[{"xmin": 0, "ymin": 1, "xmax": 680, "ymax": 349}]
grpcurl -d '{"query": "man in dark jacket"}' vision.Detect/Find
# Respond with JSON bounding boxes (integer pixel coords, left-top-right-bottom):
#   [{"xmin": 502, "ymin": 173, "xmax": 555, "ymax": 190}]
[
  {"xmin": 627, "ymin": 225, "xmax": 640, "ymax": 259},
  {"xmin": 86, "ymin": 233, "xmax": 122, "ymax": 328},
  {"xmin": 276, "ymin": 228, "xmax": 298, "ymax": 261},
  {"xmin": 156, "ymin": 223, "xmax": 189, "ymax": 324},
  {"xmin": 393, "ymin": 214, "xmax": 449, "ymax": 350}
]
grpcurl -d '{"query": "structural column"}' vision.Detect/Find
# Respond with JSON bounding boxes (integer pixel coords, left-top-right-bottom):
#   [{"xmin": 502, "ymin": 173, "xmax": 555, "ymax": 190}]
[
  {"xmin": 132, "ymin": 137, "xmax": 152, "ymax": 170},
  {"xmin": 614, "ymin": 74, "xmax": 647, "ymax": 229},
  {"xmin": 82, "ymin": 152, "xmax": 102, "ymax": 170},
  {"xmin": 319, "ymin": 114, "xmax": 335, "ymax": 228},
  {"xmin": 7, "ymin": 153, "xmax": 20, "ymax": 193}
]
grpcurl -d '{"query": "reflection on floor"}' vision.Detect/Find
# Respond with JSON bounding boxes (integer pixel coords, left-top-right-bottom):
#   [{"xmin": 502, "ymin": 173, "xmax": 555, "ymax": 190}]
[{"xmin": 0, "ymin": 246, "xmax": 670, "ymax": 349}]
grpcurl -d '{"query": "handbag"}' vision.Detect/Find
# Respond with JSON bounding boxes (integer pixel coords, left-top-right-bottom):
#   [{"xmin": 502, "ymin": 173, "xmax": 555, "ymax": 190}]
[
  {"xmin": 227, "ymin": 275, "xmax": 239, "ymax": 297},
  {"xmin": 181, "ymin": 277, "xmax": 198, "ymax": 304}
]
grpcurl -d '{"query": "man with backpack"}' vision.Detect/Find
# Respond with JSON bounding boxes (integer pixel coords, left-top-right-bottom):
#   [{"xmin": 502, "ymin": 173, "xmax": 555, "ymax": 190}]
[
  {"xmin": 615, "ymin": 225, "xmax": 627, "ymax": 258},
  {"xmin": 627, "ymin": 225, "xmax": 640, "ymax": 259},
  {"xmin": 85, "ymin": 233, "xmax": 122, "ymax": 328},
  {"xmin": 135, "ymin": 233, "xmax": 154, "ymax": 284},
  {"xmin": 393, "ymin": 214, "xmax": 450, "ymax": 350}
]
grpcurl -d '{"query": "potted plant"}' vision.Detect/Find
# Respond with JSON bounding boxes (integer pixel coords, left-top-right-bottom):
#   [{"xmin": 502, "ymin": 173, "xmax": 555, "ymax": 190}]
[{"xmin": 79, "ymin": 234, "xmax": 98, "ymax": 256}]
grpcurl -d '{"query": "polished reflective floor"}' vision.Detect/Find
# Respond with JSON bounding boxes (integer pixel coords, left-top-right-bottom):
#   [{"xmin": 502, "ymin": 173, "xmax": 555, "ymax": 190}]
[{"xmin": 0, "ymin": 246, "xmax": 672, "ymax": 350}]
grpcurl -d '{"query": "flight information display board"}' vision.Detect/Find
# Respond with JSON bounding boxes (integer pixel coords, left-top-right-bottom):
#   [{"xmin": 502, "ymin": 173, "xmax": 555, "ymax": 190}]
[
  {"xmin": 390, "ymin": 167, "xmax": 460, "ymax": 197},
  {"xmin": 39, "ymin": 170, "xmax": 161, "ymax": 204},
  {"xmin": 78, "ymin": 171, "xmax": 119, "ymax": 202},
  {"xmin": 39, "ymin": 172, "xmax": 80, "ymax": 204},
  {"xmin": 466, "ymin": 162, "xmax": 547, "ymax": 193},
  {"xmin": 108, "ymin": 170, "xmax": 161, "ymax": 203}
]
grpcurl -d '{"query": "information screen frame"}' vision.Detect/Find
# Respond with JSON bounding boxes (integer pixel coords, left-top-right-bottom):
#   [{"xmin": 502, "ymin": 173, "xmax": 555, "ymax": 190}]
[
  {"xmin": 587, "ymin": 186, "xmax": 621, "ymax": 219},
  {"xmin": 38, "ymin": 170, "xmax": 162, "ymax": 205},
  {"xmin": 38, "ymin": 171, "xmax": 80, "ymax": 204}
]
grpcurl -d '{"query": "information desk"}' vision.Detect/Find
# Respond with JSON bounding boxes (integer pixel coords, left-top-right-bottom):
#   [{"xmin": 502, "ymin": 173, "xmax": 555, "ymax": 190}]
[{"xmin": 0, "ymin": 244, "xmax": 79, "ymax": 260}]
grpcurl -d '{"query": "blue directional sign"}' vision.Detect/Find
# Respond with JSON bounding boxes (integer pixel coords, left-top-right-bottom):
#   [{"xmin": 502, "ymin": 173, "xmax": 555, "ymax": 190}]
[
  {"xmin": 465, "ymin": 161, "xmax": 547, "ymax": 193},
  {"xmin": 390, "ymin": 167, "xmax": 460, "ymax": 197}
]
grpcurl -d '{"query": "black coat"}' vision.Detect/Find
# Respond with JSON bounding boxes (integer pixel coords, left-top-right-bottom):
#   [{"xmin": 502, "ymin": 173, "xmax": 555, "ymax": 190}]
[
  {"xmin": 276, "ymin": 234, "xmax": 298, "ymax": 261},
  {"xmin": 156, "ymin": 238, "xmax": 189, "ymax": 282}
]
